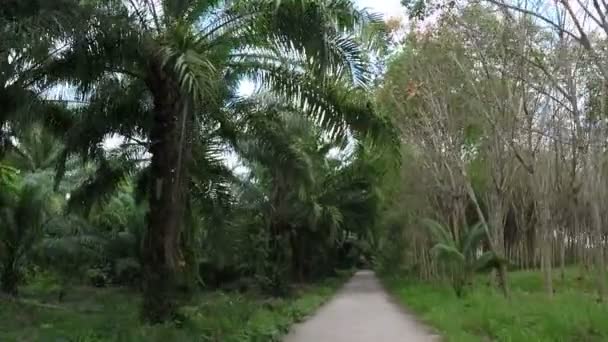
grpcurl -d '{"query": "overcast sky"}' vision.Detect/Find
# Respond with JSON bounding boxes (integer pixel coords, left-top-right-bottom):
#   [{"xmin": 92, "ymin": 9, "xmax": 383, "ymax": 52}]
[{"xmin": 356, "ymin": 0, "xmax": 404, "ymax": 19}]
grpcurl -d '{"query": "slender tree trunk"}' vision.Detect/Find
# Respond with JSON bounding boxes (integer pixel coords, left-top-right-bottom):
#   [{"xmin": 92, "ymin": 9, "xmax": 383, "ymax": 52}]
[
  {"xmin": 464, "ymin": 180, "xmax": 510, "ymax": 297},
  {"xmin": 141, "ymin": 67, "xmax": 192, "ymax": 323},
  {"xmin": 591, "ymin": 201, "xmax": 606, "ymax": 302},
  {"xmin": 488, "ymin": 192, "xmax": 510, "ymax": 296},
  {"xmin": 542, "ymin": 241, "xmax": 553, "ymax": 297},
  {"xmin": 560, "ymin": 232, "xmax": 566, "ymax": 281},
  {"xmin": 540, "ymin": 203, "xmax": 553, "ymax": 298}
]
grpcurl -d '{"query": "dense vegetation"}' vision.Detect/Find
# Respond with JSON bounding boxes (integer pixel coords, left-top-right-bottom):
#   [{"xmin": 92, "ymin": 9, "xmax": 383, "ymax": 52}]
[
  {"xmin": 1, "ymin": 273, "xmax": 349, "ymax": 341},
  {"xmin": 376, "ymin": 0, "xmax": 608, "ymax": 340},
  {"xmin": 0, "ymin": 0, "xmax": 392, "ymax": 338},
  {"xmin": 6, "ymin": 0, "xmax": 608, "ymax": 340}
]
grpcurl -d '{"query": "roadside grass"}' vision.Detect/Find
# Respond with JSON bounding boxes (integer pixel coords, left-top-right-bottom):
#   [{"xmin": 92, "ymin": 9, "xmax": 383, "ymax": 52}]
[
  {"xmin": 0, "ymin": 273, "xmax": 347, "ymax": 342},
  {"xmin": 383, "ymin": 268, "xmax": 608, "ymax": 342}
]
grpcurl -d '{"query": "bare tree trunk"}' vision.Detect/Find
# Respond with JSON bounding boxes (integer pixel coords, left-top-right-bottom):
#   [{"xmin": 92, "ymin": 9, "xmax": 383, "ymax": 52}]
[
  {"xmin": 560, "ymin": 230, "xmax": 566, "ymax": 280},
  {"xmin": 542, "ymin": 241, "xmax": 553, "ymax": 297},
  {"xmin": 488, "ymin": 192, "xmax": 510, "ymax": 292},
  {"xmin": 591, "ymin": 201, "xmax": 606, "ymax": 302},
  {"xmin": 541, "ymin": 203, "xmax": 553, "ymax": 298},
  {"xmin": 464, "ymin": 180, "xmax": 510, "ymax": 297}
]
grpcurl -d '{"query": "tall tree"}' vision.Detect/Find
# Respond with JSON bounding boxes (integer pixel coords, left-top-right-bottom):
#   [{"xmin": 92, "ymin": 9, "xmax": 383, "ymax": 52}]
[
  {"xmin": 50, "ymin": 0, "xmax": 387, "ymax": 322},
  {"xmin": 236, "ymin": 97, "xmax": 387, "ymax": 289}
]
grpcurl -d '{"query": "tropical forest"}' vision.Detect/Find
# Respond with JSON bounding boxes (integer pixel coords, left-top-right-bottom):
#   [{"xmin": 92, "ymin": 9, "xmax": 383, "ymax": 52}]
[{"xmin": 3, "ymin": 0, "xmax": 608, "ymax": 341}]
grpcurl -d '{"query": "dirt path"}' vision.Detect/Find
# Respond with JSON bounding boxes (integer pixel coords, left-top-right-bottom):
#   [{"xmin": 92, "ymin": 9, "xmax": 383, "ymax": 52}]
[{"xmin": 284, "ymin": 270, "xmax": 439, "ymax": 342}]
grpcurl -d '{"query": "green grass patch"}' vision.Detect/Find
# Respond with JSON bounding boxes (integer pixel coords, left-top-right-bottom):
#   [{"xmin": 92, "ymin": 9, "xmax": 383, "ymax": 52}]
[
  {"xmin": 0, "ymin": 274, "xmax": 347, "ymax": 341},
  {"xmin": 383, "ymin": 268, "xmax": 608, "ymax": 342}
]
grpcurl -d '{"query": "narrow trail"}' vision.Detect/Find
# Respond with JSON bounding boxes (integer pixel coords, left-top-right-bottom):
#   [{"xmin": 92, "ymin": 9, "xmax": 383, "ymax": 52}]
[{"xmin": 284, "ymin": 270, "xmax": 439, "ymax": 342}]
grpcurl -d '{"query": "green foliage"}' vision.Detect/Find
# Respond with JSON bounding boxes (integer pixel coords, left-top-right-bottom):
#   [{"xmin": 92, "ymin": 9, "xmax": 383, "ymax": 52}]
[
  {"xmin": 400, "ymin": 0, "xmax": 453, "ymax": 20},
  {"xmin": 383, "ymin": 269, "xmax": 608, "ymax": 341},
  {"xmin": 2, "ymin": 0, "xmax": 390, "ymax": 327},
  {"xmin": 31, "ymin": 189, "xmax": 146, "ymax": 290},
  {"xmin": 0, "ymin": 178, "xmax": 51, "ymax": 294},
  {"xmin": 229, "ymin": 105, "xmax": 386, "ymax": 291},
  {"xmin": 0, "ymin": 164, "xmax": 18, "ymax": 189},
  {"xmin": 0, "ymin": 274, "xmax": 346, "ymax": 341},
  {"xmin": 423, "ymin": 219, "xmax": 498, "ymax": 296}
]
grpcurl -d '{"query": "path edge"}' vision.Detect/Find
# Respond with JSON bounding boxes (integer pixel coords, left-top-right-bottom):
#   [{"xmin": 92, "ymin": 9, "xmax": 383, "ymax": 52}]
[{"xmin": 377, "ymin": 273, "xmax": 443, "ymax": 340}]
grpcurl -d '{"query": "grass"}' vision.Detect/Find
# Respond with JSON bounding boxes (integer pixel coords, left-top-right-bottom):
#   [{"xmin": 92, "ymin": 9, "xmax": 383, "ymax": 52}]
[
  {"xmin": 383, "ymin": 268, "xmax": 608, "ymax": 342},
  {"xmin": 0, "ymin": 272, "xmax": 348, "ymax": 342}
]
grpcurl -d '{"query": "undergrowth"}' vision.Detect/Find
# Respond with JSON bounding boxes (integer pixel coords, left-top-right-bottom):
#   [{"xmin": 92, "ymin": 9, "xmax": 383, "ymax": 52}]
[
  {"xmin": 0, "ymin": 273, "xmax": 347, "ymax": 341},
  {"xmin": 383, "ymin": 268, "xmax": 608, "ymax": 342}
]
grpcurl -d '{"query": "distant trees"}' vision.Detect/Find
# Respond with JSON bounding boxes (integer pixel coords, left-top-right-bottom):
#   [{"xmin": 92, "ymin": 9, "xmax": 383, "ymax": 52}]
[{"xmin": 377, "ymin": 2, "xmax": 608, "ymax": 301}]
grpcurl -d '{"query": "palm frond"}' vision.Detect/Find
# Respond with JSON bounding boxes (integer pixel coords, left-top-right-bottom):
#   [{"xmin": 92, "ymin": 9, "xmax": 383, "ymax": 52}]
[
  {"xmin": 461, "ymin": 222, "xmax": 487, "ymax": 256},
  {"xmin": 430, "ymin": 243, "xmax": 465, "ymax": 263},
  {"xmin": 256, "ymin": 0, "xmax": 385, "ymax": 85},
  {"xmin": 422, "ymin": 218, "xmax": 455, "ymax": 247},
  {"xmin": 0, "ymin": 164, "xmax": 19, "ymax": 189},
  {"xmin": 235, "ymin": 100, "xmax": 317, "ymax": 186},
  {"xmin": 474, "ymin": 251, "xmax": 504, "ymax": 272},
  {"xmin": 322, "ymin": 205, "xmax": 343, "ymax": 241},
  {"xmin": 67, "ymin": 155, "xmax": 137, "ymax": 214},
  {"xmin": 241, "ymin": 63, "xmax": 390, "ymax": 142},
  {"xmin": 0, "ymin": 179, "xmax": 50, "ymax": 267},
  {"xmin": 323, "ymin": 33, "xmax": 371, "ymax": 87},
  {"xmin": 158, "ymin": 21, "xmax": 228, "ymax": 104}
]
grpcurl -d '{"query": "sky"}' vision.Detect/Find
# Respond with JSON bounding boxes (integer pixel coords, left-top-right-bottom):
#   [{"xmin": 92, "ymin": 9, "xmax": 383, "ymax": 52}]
[{"xmin": 355, "ymin": 0, "xmax": 405, "ymax": 19}]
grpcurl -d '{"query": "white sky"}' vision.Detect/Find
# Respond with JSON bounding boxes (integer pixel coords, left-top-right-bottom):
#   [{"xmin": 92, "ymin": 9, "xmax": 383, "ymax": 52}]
[{"xmin": 356, "ymin": 0, "xmax": 405, "ymax": 19}]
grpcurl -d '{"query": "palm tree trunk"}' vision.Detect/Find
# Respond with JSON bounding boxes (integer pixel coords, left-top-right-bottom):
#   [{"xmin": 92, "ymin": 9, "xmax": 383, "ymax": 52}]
[
  {"xmin": 0, "ymin": 258, "xmax": 18, "ymax": 295},
  {"xmin": 267, "ymin": 220, "xmax": 290, "ymax": 295},
  {"xmin": 141, "ymin": 68, "xmax": 192, "ymax": 323},
  {"xmin": 265, "ymin": 172, "xmax": 292, "ymax": 295},
  {"xmin": 290, "ymin": 231, "xmax": 306, "ymax": 282}
]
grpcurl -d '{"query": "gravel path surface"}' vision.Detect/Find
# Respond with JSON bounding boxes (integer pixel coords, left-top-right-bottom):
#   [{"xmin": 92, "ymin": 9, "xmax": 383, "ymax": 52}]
[{"xmin": 284, "ymin": 270, "xmax": 439, "ymax": 342}]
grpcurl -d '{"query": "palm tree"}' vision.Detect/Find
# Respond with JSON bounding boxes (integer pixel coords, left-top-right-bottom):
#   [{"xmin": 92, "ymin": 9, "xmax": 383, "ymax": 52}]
[
  {"xmin": 2, "ymin": 124, "xmax": 64, "ymax": 176},
  {"xmin": 423, "ymin": 218, "xmax": 501, "ymax": 297},
  {"xmin": 47, "ymin": 0, "xmax": 386, "ymax": 322},
  {"xmin": 236, "ymin": 103, "xmax": 323, "ymax": 292},
  {"xmin": 0, "ymin": 180, "xmax": 50, "ymax": 295},
  {"xmin": 235, "ymin": 95, "xmax": 389, "ymax": 289},
  {"xmin": 0, "ymin": 0, "xmax": 79, "ymax": 157},
  {"xmin": 309, "ymin": 142, "xmax": 387, "ymax": 272}
]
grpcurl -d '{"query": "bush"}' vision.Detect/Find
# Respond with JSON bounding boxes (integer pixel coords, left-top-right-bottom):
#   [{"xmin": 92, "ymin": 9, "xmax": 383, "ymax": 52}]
[{"xmin": 86, "ymin": 268, "xmax": 108, "ymax": 288}]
